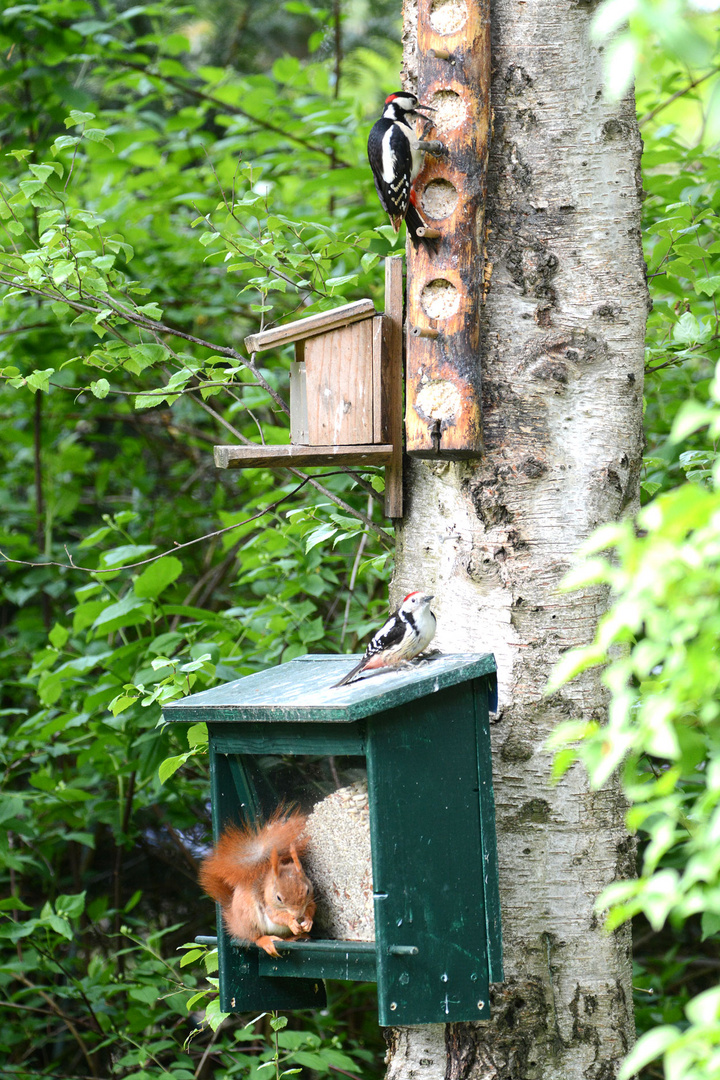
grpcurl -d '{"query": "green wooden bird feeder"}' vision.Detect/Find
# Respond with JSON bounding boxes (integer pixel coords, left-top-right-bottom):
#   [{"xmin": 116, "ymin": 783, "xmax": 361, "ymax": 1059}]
[{"xmin": 162, "ymin": 652, "xmax": 502, "ymax": 1026}]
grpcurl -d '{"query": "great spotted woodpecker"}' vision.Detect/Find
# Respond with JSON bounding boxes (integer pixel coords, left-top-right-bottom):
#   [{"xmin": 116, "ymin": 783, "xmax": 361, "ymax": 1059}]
[
  {"xmin": 333, "ymin": 591, "xmax": 436, "ymax": 687},
  {"xmin": 367, "ymin": 92, "xmax": 438, "ymax": 254}
]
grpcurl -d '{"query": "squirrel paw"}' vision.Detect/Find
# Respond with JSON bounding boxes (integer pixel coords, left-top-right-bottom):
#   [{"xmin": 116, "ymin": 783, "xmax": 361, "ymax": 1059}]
[
  {"xmin": 256, "ymin": 935, "xmax": 284, "ymax": 957},
  {"xmin": 289, "ymin": 916, "xmax": 313, "ymax": 935}
]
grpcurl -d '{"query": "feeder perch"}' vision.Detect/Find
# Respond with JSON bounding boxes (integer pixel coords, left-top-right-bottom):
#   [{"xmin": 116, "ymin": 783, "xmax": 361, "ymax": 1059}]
[
  {"xmin": 163, "ymin": 653, "xmax": 503, "ymax": 1026},
  {"xmin": 214, "ymin": 256, "xmax": 404, "ymax": 518}
]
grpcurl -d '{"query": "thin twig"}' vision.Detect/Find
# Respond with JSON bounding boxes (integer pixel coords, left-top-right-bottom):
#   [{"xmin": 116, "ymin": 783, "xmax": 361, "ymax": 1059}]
[
  {"xmin": 117, "ymin": 60, "xmax": 351, "ymax": 166},
  {"xmin": 341, "ymin": 495, "xmax": 371, "ymax": 646},
  {"xmin": 0, "ymin": 478, "xmax": 314, "ymax": 575},
  {"xmin": 639, "ymin": 65, "xmax": 720, "ymax": 127}
]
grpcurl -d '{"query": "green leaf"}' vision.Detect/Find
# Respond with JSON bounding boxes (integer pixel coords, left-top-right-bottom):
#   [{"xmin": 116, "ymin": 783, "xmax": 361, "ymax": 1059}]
[
  {"xmin": 158, "ymin": 754, "xmax": 188, "ymax": 784},
  {"xmin": 99, "ymin": 544, "xmax": 157, "ymax": 568},
  {"xmin": 48, "ymin": 623, "xmax": 69, "ymax": 649},
  {"xmin": 91, "ymin": 595, "xmax": 151, "ymax": 633},
  {"xmin": 65, "ymin": 110, "xmax": 95, "ymax": 127},
  {"xmin": 133, "ymin": 556, "xmax": 183, "ymax": 600},
  {"xmin": 26, "ymin": 368, "xmax": 55, "ymax": 393},
  {"xmin": 672, "ymin": 311, "xmax": 711, "ymax": 345},
  {"xmin": 28, "ymin": 164, "xmax": 54, "ymax": 183},
  {"xmin": 90, "ymin": 378, "xmax": 110, "ymax": 399},
  {"xmin": 671, "ymin": 399, "xmax": 711, "ymax": 442},
  {"xmin": 617, "ymin": 1027, "xmax": 678, "ymax": 1080}
]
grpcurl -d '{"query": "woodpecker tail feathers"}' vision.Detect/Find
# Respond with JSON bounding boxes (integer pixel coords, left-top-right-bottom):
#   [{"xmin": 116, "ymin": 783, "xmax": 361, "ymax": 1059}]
[
  {"xmin": 405, "ymin": 203, "xmax": 439, "ymax": 255},
  {"xmin": 331, "ymin": 659, "xmax": 366, "ymax": 688}
]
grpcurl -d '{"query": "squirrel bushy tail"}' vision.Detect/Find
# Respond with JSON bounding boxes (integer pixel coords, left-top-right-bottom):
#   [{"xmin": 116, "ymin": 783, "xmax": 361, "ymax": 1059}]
[{"xmin": 199, "ymin": 810, "xmax": 308, "ymax": 907}]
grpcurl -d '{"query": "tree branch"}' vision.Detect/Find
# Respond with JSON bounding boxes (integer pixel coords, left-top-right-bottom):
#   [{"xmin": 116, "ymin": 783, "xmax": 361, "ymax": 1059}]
[
  {"xmin": 117, "ymin": 60, "xmax": 351, "ymax": 167},
  {"xmin": 639, "ymin": 65, "xmax": 720, "ymax": 127}
]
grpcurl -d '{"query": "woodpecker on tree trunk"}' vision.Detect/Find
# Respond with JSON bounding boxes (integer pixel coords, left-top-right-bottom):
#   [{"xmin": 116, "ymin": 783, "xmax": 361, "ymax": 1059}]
[
  {"xmin": 332, "ymin": 591, "xmax": 437, "ymax": 687},
  {"xmin": 367, "ymin": 92, "xmax": 439, "ymax": 254}
]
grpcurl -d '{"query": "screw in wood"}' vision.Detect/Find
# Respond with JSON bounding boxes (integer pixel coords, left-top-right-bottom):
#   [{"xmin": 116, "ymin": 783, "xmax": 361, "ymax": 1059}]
[
  {"xmin": 390, "ymin": 1002, "xmax": 398, "ymax": 1011},
  {"xmin": 477, "ymin": 1000, "xmax": 485, "ymax": 1010},
  {"xmin": 429, "ymin": 47, "xmax": 453, "ymax": 61}
]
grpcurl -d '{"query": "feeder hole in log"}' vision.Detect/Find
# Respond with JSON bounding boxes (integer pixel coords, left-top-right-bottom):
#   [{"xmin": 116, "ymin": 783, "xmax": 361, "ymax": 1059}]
[
  {"xmin": 429, "ymin": 0, "xmax": 469, "ymax": 35},
  {"xmin": 420, "ymin": 278, "xmax": 461, "ymax": 319}
]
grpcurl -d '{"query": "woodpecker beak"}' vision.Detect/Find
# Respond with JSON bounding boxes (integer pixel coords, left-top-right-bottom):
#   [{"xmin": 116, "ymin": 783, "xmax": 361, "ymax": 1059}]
[{"xmin": 412, "ymin": 104, "xmax": 435, "ymax": 118}]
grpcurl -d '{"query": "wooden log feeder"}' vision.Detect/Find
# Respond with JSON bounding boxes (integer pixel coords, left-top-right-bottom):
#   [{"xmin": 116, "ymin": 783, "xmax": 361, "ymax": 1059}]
[
  {"xmin": 214, "ymin": 256, "xmax": 404, "ymax": 518},
  {"xmin": 405, "ymin": 0, "xmax": 491, "ymax": 457}
]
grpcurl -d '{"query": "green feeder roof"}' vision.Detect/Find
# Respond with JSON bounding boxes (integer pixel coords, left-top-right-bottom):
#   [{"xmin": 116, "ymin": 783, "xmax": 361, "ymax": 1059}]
[{"xmin": 162, "ymin": 651, "xmax": 497, "ymax": 724}]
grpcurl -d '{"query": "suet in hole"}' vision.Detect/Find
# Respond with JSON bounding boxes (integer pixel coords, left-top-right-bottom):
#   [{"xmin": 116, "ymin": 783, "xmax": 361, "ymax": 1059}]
[
  {"xmin": 430, "ymin": 89, "xmax": 467, "ymax": 133},
  {"xmin": 415, "ymin": 380, "xmax": 463, "ymax": 428},
  {"xmin": 429, "ymin": 0, "xmax": 468, "ymax": 35},
  {"xmin": 420, "ymin": 278, "xmax": 460, "ymax": 319},
  {"xmin": 421, "ymin": 179, "xmax": 459, "ymax": 220}
]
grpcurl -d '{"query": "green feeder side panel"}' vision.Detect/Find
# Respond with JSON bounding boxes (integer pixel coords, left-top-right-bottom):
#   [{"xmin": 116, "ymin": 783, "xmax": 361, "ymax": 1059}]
[{"xmin": 367, "ymin": 680, "xmax": 494, "ymax": 1026}]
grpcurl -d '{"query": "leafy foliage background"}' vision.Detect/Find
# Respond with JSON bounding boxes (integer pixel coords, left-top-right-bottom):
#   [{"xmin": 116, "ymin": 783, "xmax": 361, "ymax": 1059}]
[
  {"xmin": 3, "ymin": 0, "xmax": 720, "ymax": 1078},
  {"xmin": 0, "ymin": 0, "xmax": 398, "ymax": 1075}
]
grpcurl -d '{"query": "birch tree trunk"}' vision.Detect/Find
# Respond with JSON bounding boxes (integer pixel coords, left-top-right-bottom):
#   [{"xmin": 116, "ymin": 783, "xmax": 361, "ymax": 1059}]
[{"xmin": 387, "ymin": 1, "xmax": 648, "ymax": 1077}]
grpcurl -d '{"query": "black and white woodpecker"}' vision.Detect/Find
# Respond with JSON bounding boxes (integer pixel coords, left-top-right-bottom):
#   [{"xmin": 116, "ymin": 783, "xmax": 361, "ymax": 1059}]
[
  {"xmin": 367, "ymin": 91, "xmax": 439, "ymax": 254},
  {"xmin": 332, "ymin": 591, "xmax": 437, "ymax": 687}
]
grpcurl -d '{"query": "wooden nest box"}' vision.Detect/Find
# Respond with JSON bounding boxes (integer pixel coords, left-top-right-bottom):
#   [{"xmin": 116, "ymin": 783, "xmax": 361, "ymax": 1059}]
[{"xmin": 214, "ymin": 256, "xmax": 403, "ymax": 518}]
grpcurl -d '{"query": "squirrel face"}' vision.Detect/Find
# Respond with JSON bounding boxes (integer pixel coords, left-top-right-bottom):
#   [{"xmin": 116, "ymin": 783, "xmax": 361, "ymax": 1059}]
[{"xmin": 263, "ymin": 847, "xmax": 315, "ymax": 933}]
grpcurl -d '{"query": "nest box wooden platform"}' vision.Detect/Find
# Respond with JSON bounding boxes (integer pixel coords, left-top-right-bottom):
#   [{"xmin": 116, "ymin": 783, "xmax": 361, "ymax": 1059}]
[
  {"xmin": 214, "ymin": 256, "xmax": 404, "ymax": 518},
  {"xmin": 163, "ymin": 653, "xmax": 503, "ymax": 1027}
]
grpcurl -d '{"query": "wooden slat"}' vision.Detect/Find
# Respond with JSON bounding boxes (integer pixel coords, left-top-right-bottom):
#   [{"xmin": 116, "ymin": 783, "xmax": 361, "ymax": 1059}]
[
  {"xmin": 372, "ymin": 315, "xmax": 387, "ymax": 445},
  {"xmin": 383, "ymin": 256, "xmax": 404, "ymax": 517},
  {"xmin": 305, "ymin": 321, "xmax": 374, "ymax": 445},
  {"xmin": 244, "ymin": 300, "xmax": 375, "ymax": 354},
  {"xmin": 289, "ymin": 360, "xmax": 308, "ymax": 444},
  {"xmin": 214, "ymin": 444, "xmax": 393, "ymax": 469}
]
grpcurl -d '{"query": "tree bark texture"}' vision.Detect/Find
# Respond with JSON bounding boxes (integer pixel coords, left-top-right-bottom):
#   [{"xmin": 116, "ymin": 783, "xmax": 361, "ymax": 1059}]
[{"xmin": 389, "ymin": 1, "xmax": 648, "ymax": 1078}]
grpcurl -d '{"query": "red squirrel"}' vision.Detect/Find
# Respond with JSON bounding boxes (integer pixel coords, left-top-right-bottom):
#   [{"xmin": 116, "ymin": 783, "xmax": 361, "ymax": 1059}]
[{"xmin": 198, "ymin": 812, "xmax": 315, "ymax": 957}]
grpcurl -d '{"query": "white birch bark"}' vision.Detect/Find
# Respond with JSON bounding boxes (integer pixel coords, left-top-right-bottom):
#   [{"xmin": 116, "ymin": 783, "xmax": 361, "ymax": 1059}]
[{"xmin": 387, "ymin": 1, "xmax": 648, "ymax": 1076}]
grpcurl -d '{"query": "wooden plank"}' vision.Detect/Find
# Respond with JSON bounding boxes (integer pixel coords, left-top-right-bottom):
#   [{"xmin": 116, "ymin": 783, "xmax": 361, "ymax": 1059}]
[
  {"xmin": 161, "ymin": 653, "xmax": 498, "ymax": 725},
  {"xmin": 405, "ymin": 0, "xmax": 490, "ymax": 457},
  {"xmin": 383, "ymin": 255, "xmax": 404, "ymax": 516},
  {"xmin": 244, "ymin": 300, "xmax": 375, "ymax": 354},
  {"xmin": 304, "ymin": 321, "xmax": 374, "ymax": 445},
  {"xmin": 214, "ymin": 444, "xmax": 393, "ymax": 469},
  {"xmin": 289, "ymin": 360, "xmax": 308, "ymax": 444},
  {"xmin": 367, "ymin": 682, "xmax": 492, "ymax": 1025},
  {"xmin": 372, "ymin": 315, "xmax": 387, "ymax": 445}
]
